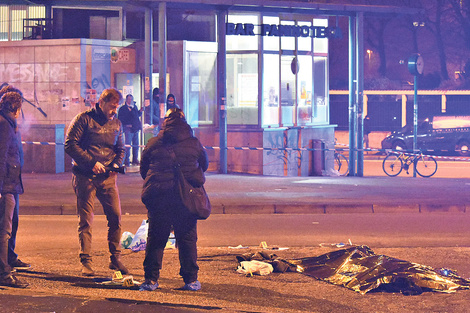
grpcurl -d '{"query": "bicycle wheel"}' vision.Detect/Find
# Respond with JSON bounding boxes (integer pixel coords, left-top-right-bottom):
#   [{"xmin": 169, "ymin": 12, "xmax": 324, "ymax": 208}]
[
  {"xmin": 414, "ymin": 155, "xmax": 438, "ymax": 177},
  {"xmin": 334, "ymin": 153, "xmax": 349, "ymax": 176},
  {"xmin": 382, "ymin": 153, "xmax": 403, "ymax": 177}
]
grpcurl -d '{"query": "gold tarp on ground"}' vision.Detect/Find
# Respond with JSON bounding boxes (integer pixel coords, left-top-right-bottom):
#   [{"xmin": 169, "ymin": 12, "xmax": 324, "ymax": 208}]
[{"xmin": 237, "ymin": 245, "xmax": 470, "ymax": 295}]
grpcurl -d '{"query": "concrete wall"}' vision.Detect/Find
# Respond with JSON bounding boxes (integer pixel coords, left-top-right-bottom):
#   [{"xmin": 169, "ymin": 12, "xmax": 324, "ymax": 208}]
[
  {"xmin": 263, "ymin": 126, "xmax": 335, "ymax": 176},
  {"xmin": 1, "ymin": 39, "xmax": 136, "ymax": 173},
  {"xmin": 21, "ymin": 124, "xmax": 64, "ymax": 173}
]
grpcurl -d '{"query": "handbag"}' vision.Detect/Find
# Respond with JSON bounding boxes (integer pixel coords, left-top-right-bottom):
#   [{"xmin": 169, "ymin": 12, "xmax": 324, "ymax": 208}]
[{"xmin": 167, "ymin": 146, "xmax": 211, "ymax": 220}]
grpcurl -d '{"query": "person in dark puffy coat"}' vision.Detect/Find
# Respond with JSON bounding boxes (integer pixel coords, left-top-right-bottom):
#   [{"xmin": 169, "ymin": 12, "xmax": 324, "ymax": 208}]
[
  {"xmin": 139, "ymin": 108, "xmax": 208, "ymax": 292},
  {"xmin": 0, "ymin": 91, "xmax": 28, "ymax": 288}
]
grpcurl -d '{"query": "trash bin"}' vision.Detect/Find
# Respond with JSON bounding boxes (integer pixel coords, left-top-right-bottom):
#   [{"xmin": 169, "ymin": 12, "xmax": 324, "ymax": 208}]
[{"xmin": 310, "ymin": 139, "xmax": 325, "ymax": 176}]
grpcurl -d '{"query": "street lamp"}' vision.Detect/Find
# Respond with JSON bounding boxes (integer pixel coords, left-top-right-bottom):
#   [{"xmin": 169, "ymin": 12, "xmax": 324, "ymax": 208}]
[{"xmin": 407, "ymin": 53, "xmax": 424, "ymax": 177}]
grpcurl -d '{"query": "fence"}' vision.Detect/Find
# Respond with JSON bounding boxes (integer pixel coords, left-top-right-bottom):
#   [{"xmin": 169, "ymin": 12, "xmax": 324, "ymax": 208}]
[{"xmin": 330, "ymin": 90, "xmax": 470, "ymax": 132}]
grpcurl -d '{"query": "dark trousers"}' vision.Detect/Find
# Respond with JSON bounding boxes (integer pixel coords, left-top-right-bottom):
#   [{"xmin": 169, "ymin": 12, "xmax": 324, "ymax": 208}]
[
  {"xmin": 7, "ymin": 193, "xmax": 19, "ymax": 265},
  {"xmin": 124, "ymin": 130, "xmax": 139, "ymax": 165},
  {"xmin": 143, "ymin": 191, "xmax": 199, "ymax": 284},
  {"xmin": 72, "ymin": 173, "xmax": 122, "ymax": 263},
  {"xmin": 0, "ymin": 194, "xmax": 16, "ymax": 278}
]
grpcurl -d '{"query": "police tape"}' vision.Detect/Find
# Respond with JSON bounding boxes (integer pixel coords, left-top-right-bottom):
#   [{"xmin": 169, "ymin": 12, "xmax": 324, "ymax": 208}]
[{"xmin": 20, "ymin": 141, "xmax": 470, "ymax": 161}]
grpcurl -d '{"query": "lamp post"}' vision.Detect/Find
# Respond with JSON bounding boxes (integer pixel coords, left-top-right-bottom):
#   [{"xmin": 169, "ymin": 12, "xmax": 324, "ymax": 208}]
[{"xmin": 407, "ymin": 53, "xmax": 424, "ymax": 177}]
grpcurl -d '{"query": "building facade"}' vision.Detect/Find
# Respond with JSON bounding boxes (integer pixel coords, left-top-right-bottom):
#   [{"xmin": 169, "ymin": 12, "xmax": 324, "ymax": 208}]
[{"xmin": 0, "ymin": 1, "xmax": 413, "ymax": 175}]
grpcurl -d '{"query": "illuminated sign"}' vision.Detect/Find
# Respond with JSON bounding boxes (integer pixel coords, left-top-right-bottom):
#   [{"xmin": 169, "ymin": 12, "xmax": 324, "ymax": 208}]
[{"xmin": 226, "ymin": 23, "xmax": 342, "ymax": 38}]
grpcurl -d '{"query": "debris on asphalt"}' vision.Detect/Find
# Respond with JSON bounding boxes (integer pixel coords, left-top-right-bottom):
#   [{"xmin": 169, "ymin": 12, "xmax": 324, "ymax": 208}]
[
  {"xmin": 166, "ymin": 232, "xmax": 176, "ymax": 249},
  {"xmin": 236, "ymin": 245, "xmax": 470, "ymax": 295},
  {"xmin": 129, "ymin": 220, "xmax": 148, "ymax": 252},
  {"xmin": 237, "ymin": 260, "xmax": 273, "ymax": 276},
  {"xmin": 259, "ymin": 241, "xmax": 289, "ymax": 250},
  {"xmin": 122, "ymin": 220, "xmax": 176, "ymax": 251},
  {"xmin": 120, "ymin": 231, "xmax": 134, "ymax": 249},
  {"xmin": 93, "ymin": 273, "xmax": 142, "ymax": 287},
  {"xmin": 228, "ymin": 244, "xmax": 249, "ymax": 249},
  {"xmin": 319, "ymin": 238, "xmax": 353, "ymax": 248},
  {"xmin": 236, "ymin": 251, "xmax": 298, "ymax": 274}
]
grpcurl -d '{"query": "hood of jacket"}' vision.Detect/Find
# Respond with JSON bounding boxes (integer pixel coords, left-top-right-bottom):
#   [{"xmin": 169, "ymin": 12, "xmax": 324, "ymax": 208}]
[
  {"xmin": 162, "ymin": 116, "xmax": 193, "ymax": 145},
  {"xmin": 0, "ymin": 111, "xmax": 17, "ymax": 132}
]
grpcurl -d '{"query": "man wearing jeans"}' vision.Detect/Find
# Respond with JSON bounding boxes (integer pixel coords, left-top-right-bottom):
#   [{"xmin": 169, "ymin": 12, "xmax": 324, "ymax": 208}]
[
  {"xmin": 0, "ymin": 91, "xmax": 28, "ymax": 288},
  {"xmin": 65, "ymin": 88, "xmax": 128, "ymax": 276},
  {"xmin": 118, "ymin": 94, "xmax": 142, "ymax": 166},
  {"xmin": 0, "ymin": 84, "xmax": 31, "ymax": 272}
]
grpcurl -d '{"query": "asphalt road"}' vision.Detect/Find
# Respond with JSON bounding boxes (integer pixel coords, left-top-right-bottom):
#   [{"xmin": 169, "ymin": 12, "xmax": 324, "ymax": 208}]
[{"xmin": 4, "ymin": 213, "xmax": 470, "ymax": 313}]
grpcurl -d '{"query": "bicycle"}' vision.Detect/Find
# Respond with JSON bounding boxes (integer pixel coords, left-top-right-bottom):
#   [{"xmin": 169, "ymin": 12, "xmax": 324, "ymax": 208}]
[
  {"xmin": 382, "ymin": 151, "xmax": 438, "ymax": 177},
  {"xmin": 334, "ymin": 150, "xmax": 349, "ymax": 176}
]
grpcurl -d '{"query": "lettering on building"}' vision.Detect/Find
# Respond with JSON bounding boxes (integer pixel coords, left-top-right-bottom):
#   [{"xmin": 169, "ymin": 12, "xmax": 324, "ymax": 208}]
[{"xmin": 226, "ymin": 23, "xmax": 341, "ymax": 38}]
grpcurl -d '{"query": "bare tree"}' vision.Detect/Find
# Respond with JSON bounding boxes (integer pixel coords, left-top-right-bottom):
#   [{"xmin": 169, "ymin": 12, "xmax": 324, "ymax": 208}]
[
  {"xmin": 365, "ymin": 17, "xmax": 391, "ymax": 77},
  {"xmin": 448, "ymin": 0, "xmax": 470, "ymax": 50},
  {"xmin": 422, "ymin": 0, "xmax": 449, "ymax": 79}
]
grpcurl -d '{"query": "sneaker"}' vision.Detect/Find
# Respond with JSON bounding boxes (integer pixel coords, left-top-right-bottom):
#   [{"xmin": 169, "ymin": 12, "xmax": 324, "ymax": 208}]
[
  {"xmin": 109, "ymin": 256, "xmax": 129, "ymax": 275},
  {"xmin": 182, "ymin": 280, "xmax": 201, "ymax": 291},
  {"xmin": 10, "ymin": 259, "xmax": 31, "ymax": 271},
  {"xmin": 0, "ymin": 275, "xmax": 29, "ymax": 288},
  {"xmin": 81, "ymin": 261, "xmax": 95, "ymax": 276},
  {"xmin": 139, "ymin": 280, "xmax": 159, "ymax": 291}
]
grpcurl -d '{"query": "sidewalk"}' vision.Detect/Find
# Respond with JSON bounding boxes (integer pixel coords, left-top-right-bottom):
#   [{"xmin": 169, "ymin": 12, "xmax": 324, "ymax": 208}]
[
  {"xmin": 20, "ymin": 171, "xmax": 470, "ymax": 215},
  {"xmin": 6, "ymin": 172, "xmax": 470, "ymax": 312}
]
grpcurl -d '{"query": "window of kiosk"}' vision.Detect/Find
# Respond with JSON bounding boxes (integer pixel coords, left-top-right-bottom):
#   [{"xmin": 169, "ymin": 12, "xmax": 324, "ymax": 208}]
[
  {"xmin": 262, "ymin": 53, "xmax": 280, "ymax": 126},
  {"xmin": 313, "ymin": 18, "xmax": 328, "ymax": 54},
  {"xmin": 226, "ymin": 13, "xmax": 258, "ymax": 51},
  {"xmin": 262, "ymin": 15, "xmax": 279, "ymax": 51},
  {"xmin": 297, "ymin": 55, "xmax": 313, "ymax": 125},
  {"xmin": 226, "ymin": 54, "xmax": 258, "ymax": 125},
  {"xmin": 280, "ymin": 20, "xmax": 295, "ymax": 51},
  {"xmin": 298, "ymin": 21, "xmax": 312, "ymax": 52},
  {"xmin": 312, "ymin": 56, "xmax": 328, "ymax": 124},
  {"xmin": 280, "ymin": 55, "xmax": 296, "ymax": 126},
  {"xmin": 185, "ymin": 51, "xmax": 217, "ymax": 127}
]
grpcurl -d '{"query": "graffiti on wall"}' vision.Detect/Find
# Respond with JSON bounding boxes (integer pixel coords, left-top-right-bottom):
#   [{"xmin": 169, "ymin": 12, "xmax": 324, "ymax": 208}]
[{"xmin": 265, "ymin": 130, "xmax": 304, "ymax": 173}]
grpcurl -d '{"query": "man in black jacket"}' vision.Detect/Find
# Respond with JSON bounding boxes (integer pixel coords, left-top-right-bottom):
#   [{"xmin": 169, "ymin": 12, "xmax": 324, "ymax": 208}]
[
  {"xmin": 65, "ymin": 88, "xmax": 128, "ymax": 277},
  {"xmin": 0, "ymin": 91, "xmax": 28, "ymax": 288},
  {"xmin": 118, "ymin": 94, "xmax": 142, "ymax": 166},
  {"xmin": 140, "ymin": 108, "xmax": 208, "ymax": 292}
]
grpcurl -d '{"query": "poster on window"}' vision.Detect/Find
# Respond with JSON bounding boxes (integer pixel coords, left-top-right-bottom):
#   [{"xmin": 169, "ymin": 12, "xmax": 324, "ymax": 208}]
[
  {"xmin": 238, "ymin": 73, "xmax": 257, "ymax": 107},
  {"xmin": 122, "ymin": 86, "xmax": 133, "ymax": 97}
]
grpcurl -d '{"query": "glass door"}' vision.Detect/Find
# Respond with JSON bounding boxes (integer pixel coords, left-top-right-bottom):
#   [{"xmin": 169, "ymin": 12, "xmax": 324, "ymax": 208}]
[
  {"xmin": 278, "ymin": 17, "xmax": 314, "ymax": 127},
  {"xmin": 280, "ymin": 54, "xmax": 296, "ymax": 126}
]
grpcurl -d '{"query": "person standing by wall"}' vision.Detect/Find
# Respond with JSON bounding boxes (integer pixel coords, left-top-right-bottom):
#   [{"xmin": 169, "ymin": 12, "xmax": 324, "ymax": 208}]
[
  {"xmin": 166, "ymin": 94, "xmax": 179, "ymax": 111},
  {"xmin": 65, "ymin": 88, "xmax": 129, "ymax": 277},
  {"xmin": 0, "ymin": 91, "xmax": 28, "ymax": 288},
  {"xmin": 363, "ymin": 114, "xmax": 371, "ymax": 153},
  {"xmin": 145, "ymin": 88, "xmax": 160, "ymax": 127},
  {"xmin": 0, "ymin": 85, "xmax": 30, "ymax": 273},
  {"xmin": 139, "ymin": 108, "xmax": 208, "ymax": 292},
  {"xmin": 118, "ymin": 94, "xmax": 142, "ymax": 166}
]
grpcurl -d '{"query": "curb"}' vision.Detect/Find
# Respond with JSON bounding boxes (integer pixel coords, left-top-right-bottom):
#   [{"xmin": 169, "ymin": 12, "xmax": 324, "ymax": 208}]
[{"xmin": 18, "ymin": 203, "xmax": 469, "ymax": 215}]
